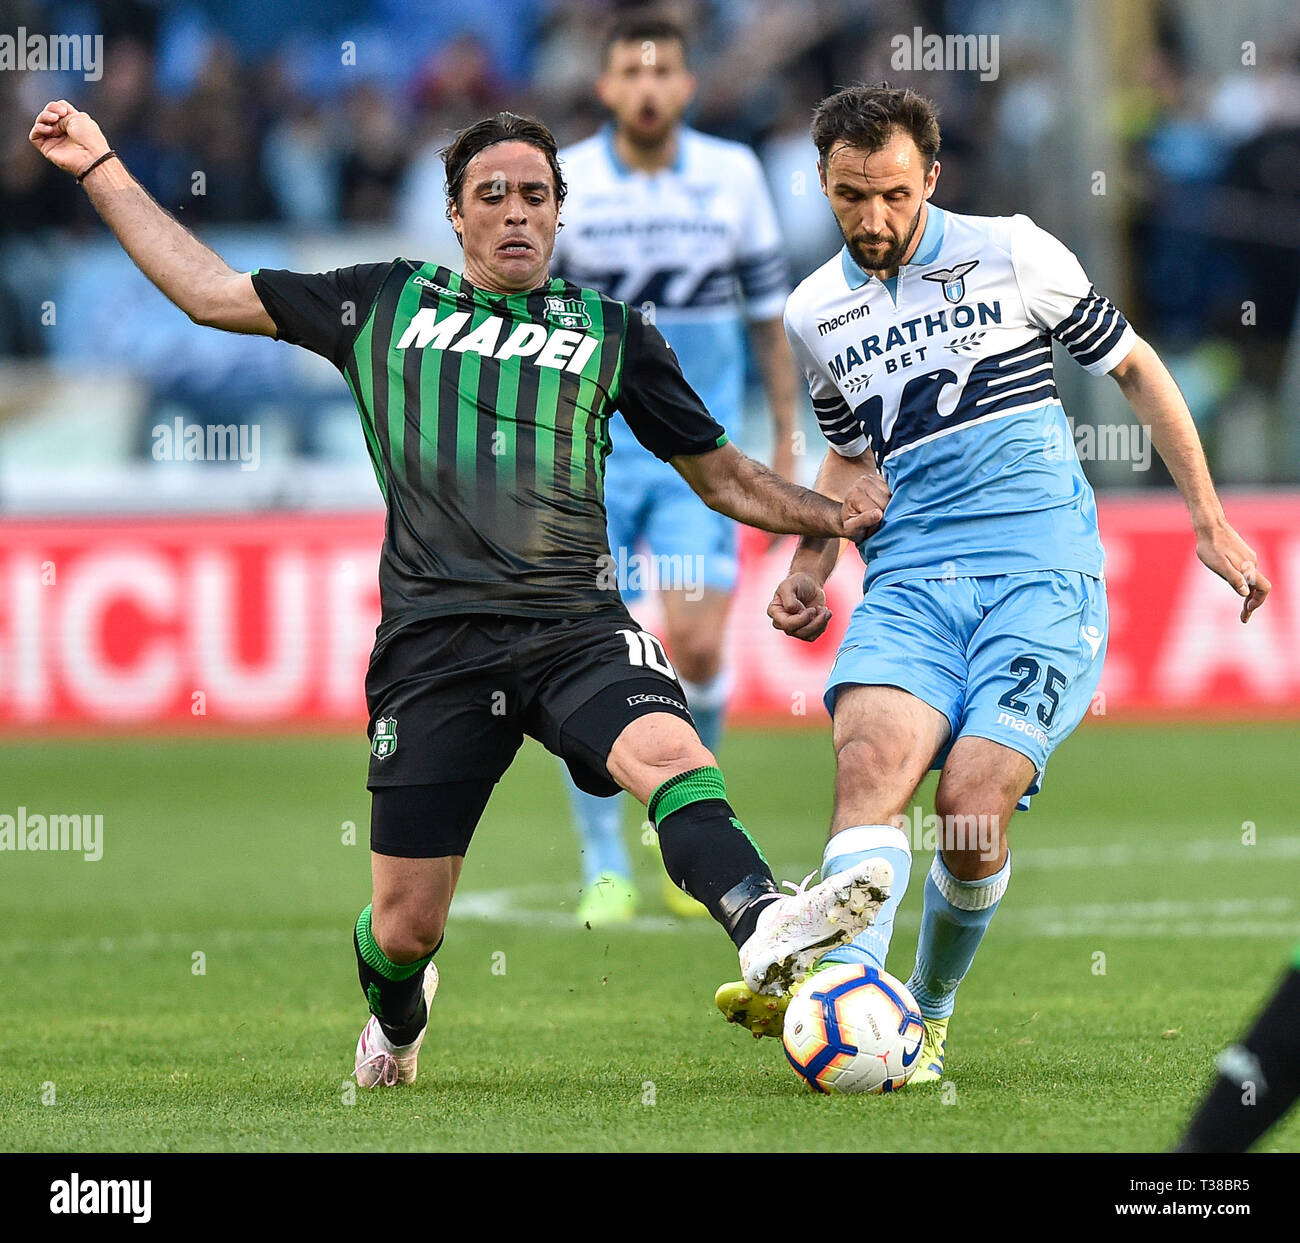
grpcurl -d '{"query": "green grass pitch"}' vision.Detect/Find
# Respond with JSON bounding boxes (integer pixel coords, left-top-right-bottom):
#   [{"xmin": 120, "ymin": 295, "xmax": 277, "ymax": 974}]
[{"xmin": 1, "ymin": 722, "xmax": 1297, "ymax": 1153}]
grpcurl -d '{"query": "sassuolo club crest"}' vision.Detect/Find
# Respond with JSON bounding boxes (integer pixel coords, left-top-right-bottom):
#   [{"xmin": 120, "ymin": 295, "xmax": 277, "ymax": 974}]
[
  {"xmin": 371, "ymin": 716, "xmax": 397, "ymax": 760},
  {"xmin": 544, "ymin": 296, "xmax": 592, "ymax": 331}
]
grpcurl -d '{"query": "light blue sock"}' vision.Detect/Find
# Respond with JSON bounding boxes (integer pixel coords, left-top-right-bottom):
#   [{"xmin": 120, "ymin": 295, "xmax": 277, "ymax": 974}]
[
  {"xmin": 564, "ymin": 770, "xmax": 629, "ymax": 886},
  {"xmin": 907, "ymin": 852, "xmax": 1011, "ymax": 1019},
  {"xmin": 817, "ymin": 824, "xmax": 913, "ymax": 972},
  {"xmin": 680, "ymin": 670, "xmax": 729, "ymax": 754}
]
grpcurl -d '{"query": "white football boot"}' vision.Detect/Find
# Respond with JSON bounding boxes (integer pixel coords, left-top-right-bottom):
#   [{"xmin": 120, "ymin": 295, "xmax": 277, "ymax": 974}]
[
  {"xmin": 737, "ymin": 859, "xmax": 893, "ymax": 996},
  {"xmin": 353, "ymin": 963, "xmax": 439, "ymax": 1088}
]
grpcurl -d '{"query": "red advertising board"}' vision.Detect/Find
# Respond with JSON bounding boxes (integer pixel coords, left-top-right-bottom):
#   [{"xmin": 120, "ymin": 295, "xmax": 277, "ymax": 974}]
[{"xmin": 0, "ymin": 494, "xmax": 1294, "ymax": 730}]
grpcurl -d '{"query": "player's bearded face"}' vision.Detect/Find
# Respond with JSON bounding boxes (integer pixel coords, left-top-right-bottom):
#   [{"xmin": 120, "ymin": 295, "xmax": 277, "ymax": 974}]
[
  {"xmin": 846, "ymin": 198, "xmax": 924, "ymax": 274},
  {"xmin": 599, "ymin": 41, "xmax": 695, "ymax": 148},
  {"xmin": 821, "ymin": 136, "xmax": 938, "ymax": 276},
  {"xmin": 449, "ymin": 142, "xmax": 559, "ymax": 293}
]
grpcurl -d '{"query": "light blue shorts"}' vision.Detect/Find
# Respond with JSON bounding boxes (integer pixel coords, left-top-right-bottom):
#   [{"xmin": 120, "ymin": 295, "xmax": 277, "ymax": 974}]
[
  {"xmin": 603, "ymin": 448, "xmax": 738, "ymax": 601},
  {"xmin": 824, "ymin": 571, "xmax": 1108, "ymax": 809}
]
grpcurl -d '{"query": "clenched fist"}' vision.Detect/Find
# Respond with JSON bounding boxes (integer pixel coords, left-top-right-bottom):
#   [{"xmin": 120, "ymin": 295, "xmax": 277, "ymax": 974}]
[
  {"xmin": 768, "ymin": 571, "xmax": 832, "ymax": 642},
  {"xmin": 29, "ymin": 100, "xmax": 110, "ymax": 177}
]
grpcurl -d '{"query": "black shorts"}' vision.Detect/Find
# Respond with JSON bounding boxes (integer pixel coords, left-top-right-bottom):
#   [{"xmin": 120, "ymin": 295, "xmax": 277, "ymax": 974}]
[{"xmin": 365, "ymin": 611, "xmax": 695, "ymax": 799}]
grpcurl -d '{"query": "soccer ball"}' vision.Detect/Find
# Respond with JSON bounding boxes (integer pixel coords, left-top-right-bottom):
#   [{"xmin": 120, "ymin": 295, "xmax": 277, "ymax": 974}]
[{"xmin": 782, "ymin": 964, "xmax": 926, "ymax": 1094}]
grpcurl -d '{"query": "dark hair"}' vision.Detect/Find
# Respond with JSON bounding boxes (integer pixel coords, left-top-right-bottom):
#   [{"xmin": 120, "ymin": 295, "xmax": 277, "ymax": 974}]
[
  {"xmin": 810, "ymin": 84, "xmax": 941, "ymax": 170},
  {"xmin": 442, "ymin": 111, "xmax": 567, "ymax": 218},
  {"xmin": 602, "ymin": 11, "xmax": 688, "ymax": 66}
]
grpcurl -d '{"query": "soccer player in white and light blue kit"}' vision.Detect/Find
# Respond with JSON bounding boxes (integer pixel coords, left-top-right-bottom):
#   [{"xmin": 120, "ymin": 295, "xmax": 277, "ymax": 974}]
[
  {"xmin": 550, "ymin": 14, "xmax": 797, "ymax": 923},
  {"xmin": 717, "ymin": 84, "xmax": 1271, "ymax": 1080}
]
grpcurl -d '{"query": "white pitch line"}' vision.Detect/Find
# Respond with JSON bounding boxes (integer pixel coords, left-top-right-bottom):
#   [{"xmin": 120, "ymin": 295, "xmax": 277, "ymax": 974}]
[
  {"xmin": 992, "ymin": 895, "xmax": 1298, "ymax": 938},
  {"xmin": 1006, "ymin": 920, "xmax": 1297, "ymax": 939},
  {"xmin": 450, "ymin": 885, "xmax": 698, "ymax": 933},
  {"xmin": 449, "ymin": 888, "xmax": 1300, "ymax": 939},
  {"xmin": 3, "ymin": 863, "xmax": 1297, "ymax": 960},
  {"xmin": 1010, "ymin": 835, "xmax": 1300, "ymax": 870},
  {"xmin": 1004, "ymin": 895, "xmax": 1296, "ymax": 922}
]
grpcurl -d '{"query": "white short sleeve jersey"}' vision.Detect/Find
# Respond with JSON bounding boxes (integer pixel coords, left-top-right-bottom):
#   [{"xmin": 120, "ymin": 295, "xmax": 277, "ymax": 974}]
[
  {"xmin": 553, "ymin": 126, "xmax": 789, "ymax": 443},
  {"xmin": 784, "ymin": 206, "xmax": 1134, "ymax": 588}
]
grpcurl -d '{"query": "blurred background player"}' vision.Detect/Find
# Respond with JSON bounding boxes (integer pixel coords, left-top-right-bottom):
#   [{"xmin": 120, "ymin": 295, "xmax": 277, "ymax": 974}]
[{"xmin": 549, "ymin": 11, "xmax": 799, "ymax": 924}]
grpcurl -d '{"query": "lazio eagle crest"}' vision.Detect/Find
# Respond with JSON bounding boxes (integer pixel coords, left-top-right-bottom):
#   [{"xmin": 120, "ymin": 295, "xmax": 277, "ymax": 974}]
[{"xmin": 922, "ymin": 259, "xmax": 980, "ymax": 304}]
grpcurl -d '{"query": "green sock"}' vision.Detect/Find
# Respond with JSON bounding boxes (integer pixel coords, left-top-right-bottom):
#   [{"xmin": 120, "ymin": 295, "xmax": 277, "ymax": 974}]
[
  {"xmin": 649, "ymin": 766, "xmax": 777, "ymax": 946},
  {"xmin": 353, "ymin": 904, "xmax": 436, "ymax": 1045}
]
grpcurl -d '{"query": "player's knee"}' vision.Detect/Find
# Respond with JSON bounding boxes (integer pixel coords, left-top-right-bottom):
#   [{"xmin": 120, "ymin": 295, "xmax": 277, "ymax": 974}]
[
  {"xmin": 371, "ymin": 905, "xmax": 446, "ymax": 963},
  {"xmin": 645, "ymin": 737, "xmax": 715, "ymax": 781},
  {"xmin": 934, "ymin": 769, "xmax": 1022, "ymax": 826},
  {"xmin": 834, "ymin": 733, "xmax": 915, "ymax": 793},
  {"xmin": 606, "ymin": 712, "xmax": 717, "ymax": 804},
  {"xmin": 628, "ymin": 724, "xmax": 716, "ymax": 792},
  {"xmin": 933, "ymin": 782, "xmax": 1010, "ymax": 877}
]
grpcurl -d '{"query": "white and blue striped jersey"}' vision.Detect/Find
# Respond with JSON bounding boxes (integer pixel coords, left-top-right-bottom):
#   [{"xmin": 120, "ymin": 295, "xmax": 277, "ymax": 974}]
[
  {"xmin": 784, "ymin": 205, "xmax": 1135, "ymax": 589},
  {"xmin": 552, "ymin": 125, "xmax": 789, "ymax": 451}
]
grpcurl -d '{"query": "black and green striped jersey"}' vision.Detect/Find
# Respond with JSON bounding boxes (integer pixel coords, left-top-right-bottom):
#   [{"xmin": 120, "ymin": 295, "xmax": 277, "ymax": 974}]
[{"xmin": 252, "ymin": 259, "xmax": 728, "ymax": 638}]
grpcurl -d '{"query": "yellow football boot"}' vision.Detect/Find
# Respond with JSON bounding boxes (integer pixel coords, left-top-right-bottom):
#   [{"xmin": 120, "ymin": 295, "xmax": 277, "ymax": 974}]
[
  {"xmin": 714, "ymin": 980, "xmax": 789, "ymax": 1038},
  {"xmin": 906, "ymin": 1016, "xmax": 949, "ymax": 1085}
]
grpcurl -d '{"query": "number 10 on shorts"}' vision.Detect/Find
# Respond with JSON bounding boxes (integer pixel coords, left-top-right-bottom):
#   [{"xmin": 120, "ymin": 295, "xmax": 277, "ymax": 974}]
[{"xmin": 618, "ymin": 628, "xmax": 676, "ymax": 678}]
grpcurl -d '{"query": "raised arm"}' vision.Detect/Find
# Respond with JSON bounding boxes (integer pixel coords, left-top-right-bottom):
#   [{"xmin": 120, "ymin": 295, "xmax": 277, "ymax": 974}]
[
  {"xmin": 1110, "ymin": 337, "xmax": 1270, "ymax": 623},
  {"xmin": 28, "ymin": 100, "xmax": 274, "ymax": 335}
]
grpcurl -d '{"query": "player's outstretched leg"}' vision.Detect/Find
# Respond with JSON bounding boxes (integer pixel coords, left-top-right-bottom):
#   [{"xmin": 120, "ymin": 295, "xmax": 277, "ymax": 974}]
[
  {"xmin": 650, "ymin": 769, "xmax": 894, "ymax": 993},
  {"xmin": 650, "ymin": 585, "xmax": 734, "ymax": 920},
  {"xmin": 607, "ymin": 714, "xmax": 890, "ymax": 994},
  {"xmin": 647, "ymin": 766, "xmax": 892, "ymax": 994},
  {"xmin": 648, "ymin": 672, "xmax": 729, "ymax": 919}
]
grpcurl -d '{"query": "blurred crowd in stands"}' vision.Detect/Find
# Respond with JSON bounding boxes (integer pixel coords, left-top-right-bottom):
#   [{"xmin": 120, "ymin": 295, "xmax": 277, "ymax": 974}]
[{"xmin": 2, "ymin": 0, "xmax": 1299, "ymax": 483}]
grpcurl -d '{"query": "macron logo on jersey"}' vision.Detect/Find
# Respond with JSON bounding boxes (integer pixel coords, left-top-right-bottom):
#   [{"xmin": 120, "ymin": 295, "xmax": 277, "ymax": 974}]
[{"xmin": 395, "ymin": 308, "xmax": 600, "ymax": 373}]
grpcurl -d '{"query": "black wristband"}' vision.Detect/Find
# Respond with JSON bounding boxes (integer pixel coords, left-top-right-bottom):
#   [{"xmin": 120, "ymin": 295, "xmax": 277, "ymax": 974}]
[{"xmin": 76, "ymin": 149, "xmax": 118, "ymax": 183}]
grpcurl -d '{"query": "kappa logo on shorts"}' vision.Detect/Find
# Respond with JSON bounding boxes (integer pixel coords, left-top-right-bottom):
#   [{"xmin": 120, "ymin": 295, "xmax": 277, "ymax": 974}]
[
  {"xmin": 371, "ymin": 717, "xmax": 398, "ymax": 760},
  {"xmin": 627, "ymin": 693, "xmax": 687, "ymax": 711}
]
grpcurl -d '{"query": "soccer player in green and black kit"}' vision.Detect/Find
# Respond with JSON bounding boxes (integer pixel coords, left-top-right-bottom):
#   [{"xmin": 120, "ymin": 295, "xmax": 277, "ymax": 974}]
[{"xmin": 32, "ymin": 101, "xmax": 895, "ymax": 1087}]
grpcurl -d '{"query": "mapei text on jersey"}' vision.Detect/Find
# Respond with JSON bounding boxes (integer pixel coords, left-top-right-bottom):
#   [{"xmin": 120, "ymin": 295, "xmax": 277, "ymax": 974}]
[{"xmin": 395, "ymin": 308, "xmax": 600, "ymax": 373}]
